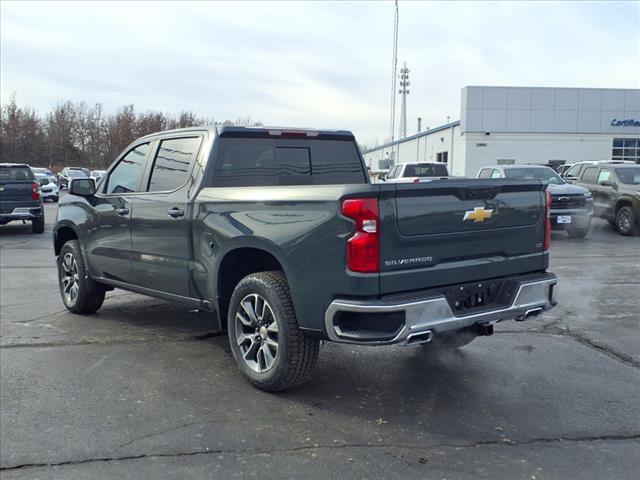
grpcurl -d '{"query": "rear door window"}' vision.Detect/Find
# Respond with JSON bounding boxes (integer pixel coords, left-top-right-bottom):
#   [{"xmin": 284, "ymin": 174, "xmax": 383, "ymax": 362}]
[
  {"xmin": 212, "ymin": 138, "xmax": 365, "ymax": 187},
  {"xmin": 580, "ymin": 167, "xmax": 598, "ymax": 184},
  {"xmin": 147, "ymin": 137, "xmax": 201, "ymax": 192}
]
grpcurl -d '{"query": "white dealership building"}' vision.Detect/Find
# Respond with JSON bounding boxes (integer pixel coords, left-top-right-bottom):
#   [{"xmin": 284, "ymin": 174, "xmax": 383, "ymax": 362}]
[{"xmin": 363, "ymin": 86, "xmax": 640, "ymax": 177}]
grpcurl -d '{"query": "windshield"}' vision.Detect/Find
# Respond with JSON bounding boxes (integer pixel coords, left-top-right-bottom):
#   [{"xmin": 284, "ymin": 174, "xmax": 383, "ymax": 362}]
[
  {"xmin": 617, "ymin": 167, "xmax": 640, "ymax": 185},
  {"xmin": 504, "ymin": 167, "xmax": 564, "ymax": 185}
]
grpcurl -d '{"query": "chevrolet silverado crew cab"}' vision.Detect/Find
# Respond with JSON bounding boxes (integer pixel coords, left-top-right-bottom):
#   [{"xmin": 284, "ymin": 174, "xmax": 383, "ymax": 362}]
[
  {"xmin": 478, "ymin": 165, "xmax": 593, "ymax": 238},
  {"xmin": 54, "ymin": 126, "xmax": 557, "ymax": 391}
]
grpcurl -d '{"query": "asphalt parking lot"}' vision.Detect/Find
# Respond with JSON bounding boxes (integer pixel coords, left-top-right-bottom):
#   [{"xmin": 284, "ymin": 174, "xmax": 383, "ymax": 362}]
[{"xmin": 1, "ymin": 199, "xmax": 639, "ymax": 479}]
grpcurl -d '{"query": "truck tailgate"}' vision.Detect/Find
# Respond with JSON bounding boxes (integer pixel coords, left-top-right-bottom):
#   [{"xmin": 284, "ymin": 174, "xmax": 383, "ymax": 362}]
[{"xmin": 378, "ymin": 179, "xmax": 548, "ymax": 294}]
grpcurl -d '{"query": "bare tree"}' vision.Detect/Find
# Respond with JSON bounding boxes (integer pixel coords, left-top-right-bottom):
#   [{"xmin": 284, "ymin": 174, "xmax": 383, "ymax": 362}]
[{"xmin": 0, "ymin": 95, "xmax": 262, "ymax": 171}]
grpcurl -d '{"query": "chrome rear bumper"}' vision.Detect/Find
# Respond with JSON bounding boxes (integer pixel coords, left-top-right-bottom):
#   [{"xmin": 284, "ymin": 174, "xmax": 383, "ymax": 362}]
[{"xmin": 324, "ymin": 273, "xmax": 557, "ymax": 346}]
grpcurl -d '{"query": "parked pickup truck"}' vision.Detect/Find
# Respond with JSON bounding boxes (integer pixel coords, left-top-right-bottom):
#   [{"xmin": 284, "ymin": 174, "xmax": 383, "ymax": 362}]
[
  {"xmin": 384, "ymin": 162, "xmax": 449, "ymax": 183},
  {"xmin": 54, "ymin": 126, "xmax": 557, "ymax": 391},
  {"xmin": 478, "ymin": 165, "xmax": 593, "ymax": 238},
  {"xmin": 1, "ymin": 163, "xmax": 45, "ymax": 233}
]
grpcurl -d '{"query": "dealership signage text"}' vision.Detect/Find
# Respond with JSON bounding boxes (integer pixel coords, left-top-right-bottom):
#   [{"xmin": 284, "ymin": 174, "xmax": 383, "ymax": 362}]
[{"xmin": 610, "ymin": 118, "xmax": 640, "ymax": 127}]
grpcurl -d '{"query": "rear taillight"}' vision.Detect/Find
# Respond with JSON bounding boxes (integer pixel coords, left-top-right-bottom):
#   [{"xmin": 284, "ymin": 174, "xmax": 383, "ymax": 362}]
[
  {"xmin": 31, "ymin": 182, "xmax": 40, "ymax": 201},
  {"xmin": 341, "ymin": 198, "xmax": 380, "ymax": 273},
  {"xmin": 544, "ymin": 190, "xmax": 551, "ymax": 251}
]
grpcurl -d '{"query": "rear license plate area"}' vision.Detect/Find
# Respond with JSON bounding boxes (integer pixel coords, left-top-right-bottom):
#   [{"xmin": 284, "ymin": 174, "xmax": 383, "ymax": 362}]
[{"xmin": 435, "ymin": 278, "xmax": 518, "ymax": 315}]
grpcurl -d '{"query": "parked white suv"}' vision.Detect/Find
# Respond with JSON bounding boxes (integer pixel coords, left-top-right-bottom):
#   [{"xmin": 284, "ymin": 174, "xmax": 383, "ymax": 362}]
[{"xmin": 383, "ymin": 162, "xmax": 449, "ymax": 183}]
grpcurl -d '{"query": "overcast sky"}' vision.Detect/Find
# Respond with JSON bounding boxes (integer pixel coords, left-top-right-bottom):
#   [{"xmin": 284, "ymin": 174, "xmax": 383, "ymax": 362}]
[{"xmin": 1, "ymin": 1, "xmax": 639, "ymax": 145}]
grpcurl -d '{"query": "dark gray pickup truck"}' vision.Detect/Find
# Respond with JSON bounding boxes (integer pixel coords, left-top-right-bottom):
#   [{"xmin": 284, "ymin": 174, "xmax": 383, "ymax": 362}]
[
  {"xmin": 1, "ymin": 163, "xmax": 45, "ymax": 233},
  {"xmin": 54, "ymin": 126, "xmax": 557, "ymax": 390}
]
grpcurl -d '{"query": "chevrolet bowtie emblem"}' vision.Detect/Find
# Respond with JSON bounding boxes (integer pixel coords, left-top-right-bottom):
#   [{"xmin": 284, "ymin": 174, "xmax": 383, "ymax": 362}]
[{"xmin": 463, "ymin": 207, "xmax": 493, "ymax": 223}]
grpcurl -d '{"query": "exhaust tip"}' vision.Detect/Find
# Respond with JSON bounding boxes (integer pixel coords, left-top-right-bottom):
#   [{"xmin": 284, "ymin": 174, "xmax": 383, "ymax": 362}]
[{"xmin": 405, "ymin": 330, "xmax": 433, "ymax": 345}]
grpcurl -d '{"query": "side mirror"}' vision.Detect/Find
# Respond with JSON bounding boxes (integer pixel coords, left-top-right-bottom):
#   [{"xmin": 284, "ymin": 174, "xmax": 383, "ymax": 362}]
[
  {"xmin": 39, "ymin": 178, "xmax": 50, "ymax": 186},
  {"xmin": 600, "ymin": 180, "xmax": 616, "ymax": 188},
  {"xmin": 69, "ymin": 178, "xmax": 96, "ymax": 196}
]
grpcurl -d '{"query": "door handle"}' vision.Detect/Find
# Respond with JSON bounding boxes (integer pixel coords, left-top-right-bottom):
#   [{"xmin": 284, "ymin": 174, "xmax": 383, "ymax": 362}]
[
  {"xmin": 116, "ymin": 208, "xmax": 129, "ymax": 216},
  {"xmin": 167, "ymin": 207, "xmax": 185, "ymax": 218}
]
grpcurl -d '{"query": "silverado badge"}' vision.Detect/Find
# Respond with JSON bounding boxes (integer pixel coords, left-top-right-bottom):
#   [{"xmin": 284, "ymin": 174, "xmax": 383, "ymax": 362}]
[{"xmin": 463, "ymin": 206, "xmax": 493, "ymax": 223}]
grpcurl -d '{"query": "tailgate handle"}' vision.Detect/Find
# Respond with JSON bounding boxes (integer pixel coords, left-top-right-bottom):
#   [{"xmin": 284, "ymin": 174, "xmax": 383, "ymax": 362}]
[{"xmin": 465, "ymin": 187, "xmax": 496, "ymax": 200}]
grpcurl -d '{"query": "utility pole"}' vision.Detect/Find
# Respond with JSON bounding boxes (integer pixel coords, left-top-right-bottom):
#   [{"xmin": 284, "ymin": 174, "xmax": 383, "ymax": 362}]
[
  {"xmin": 388, "ymin": 0, "xmax": 399, "ymax": 164},
  {"xmin": 416, "ymin": 117, "xmax": 422, "ymax": 160},
  {"xmin": 398, "ymin": 62, "xmax": 410, "ymax": 139}
]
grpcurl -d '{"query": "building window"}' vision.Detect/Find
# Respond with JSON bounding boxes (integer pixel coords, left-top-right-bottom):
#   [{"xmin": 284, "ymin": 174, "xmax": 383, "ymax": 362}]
[
  {"xmin": 612, "ymin": 138, "xmax": 639, "ymax": 163},
  {"xmin": 436, "ymin": 151, "xmax": 448, "ymax": 163},
  {"xmin": 497, "ymin": 159, "xmax": 515, "ymax": 165}
]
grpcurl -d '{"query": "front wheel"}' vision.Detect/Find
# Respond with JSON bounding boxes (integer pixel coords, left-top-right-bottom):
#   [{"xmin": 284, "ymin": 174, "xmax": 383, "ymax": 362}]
[
  {"xmin": 227, "ymin": 271, "xmax": 319, "ymax": 391},
  {"xmin": 616, "ymin": 206, "xmax": 639, "ymax": 236},
  {"xmin": 57, "ymin": 240, "xmax": 105, "ymax": 314}
]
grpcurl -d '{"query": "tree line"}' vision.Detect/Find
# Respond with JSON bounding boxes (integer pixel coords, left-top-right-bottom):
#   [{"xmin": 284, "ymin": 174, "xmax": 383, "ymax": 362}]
[{"xmin": 0, "ymin": 95, "xmax": 261, "ymax": 171}]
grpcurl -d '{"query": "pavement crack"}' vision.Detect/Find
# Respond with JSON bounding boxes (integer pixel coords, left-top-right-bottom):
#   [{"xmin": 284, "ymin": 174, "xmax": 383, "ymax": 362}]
[
  {"xmin": 113, "ymin": 418, "xmax": 254, "ymax": 452},
  {"xmin": 2, "ymin": 433, "xmax": 639, "ymax": 472},
  {"xmin": 496, "ymin": 330, "xmax": 640, "ymax": 370}
]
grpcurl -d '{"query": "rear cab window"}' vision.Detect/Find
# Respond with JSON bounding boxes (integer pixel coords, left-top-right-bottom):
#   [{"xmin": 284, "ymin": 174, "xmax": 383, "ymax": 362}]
[
  {"xmin": 212, "ymin": 137, "xmax": 366, "ymax": 187},
  {"xmin": 0, "ymin": 165, "xmax": 35, "ymax": 183},
  {"xmin": 403, "ymin": 164, "xmax": 447, "ymax": 177}
]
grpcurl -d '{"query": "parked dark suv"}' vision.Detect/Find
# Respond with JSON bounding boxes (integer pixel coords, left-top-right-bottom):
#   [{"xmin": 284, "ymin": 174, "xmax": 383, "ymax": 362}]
[
  {"xmin": 573, "ymin": 164, "xmax": 640, "ymax": 236},
  {"xmin": 0, "ymin": 163, "xmax": 45, "ymax": 233},
  {"xmin": 58, "ymin": 167, "xmax": 90, "ymax": 189},
  {"xmin": 478, "ymin": 165, "xmax": 593, "ymax": 238}
]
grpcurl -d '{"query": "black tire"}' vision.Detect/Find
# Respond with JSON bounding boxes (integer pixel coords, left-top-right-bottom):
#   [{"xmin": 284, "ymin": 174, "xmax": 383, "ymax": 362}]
[
  {"xmin": 567, "ymin": 227, "xmax": 589, "ymax": 239},
  {"xmin": 227, "ymin": 271, "xmax": 319, "ymax": 392},
  {"xmin": 423, "ymin": 327, "xmax": 477, "ymax": 351},
  {"xmin": 57, "ymin": 240, "xmax": 105, "ymax": 314},
  {"xmin": 32, "ymin": 215, "xmax": 45, "ymax": 234},
  {"xmin": 615, "ymin": 206, "xmax": 639, "ymax": 236}
]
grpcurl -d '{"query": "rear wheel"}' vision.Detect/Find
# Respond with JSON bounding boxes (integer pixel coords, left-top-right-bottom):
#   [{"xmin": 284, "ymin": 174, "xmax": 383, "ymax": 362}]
[
  {"xmin": 57, "ymin": 240, "xmax": 105, "ymax": 314},
  {"xmin": 616, "ymin": 206, "xmax": 638, "ymax": 236},
  {"xmin": 32, "ymin": 215, "xmax": 45, "ymax": 234},
  {"xmin": 227, "ymin": 271, "xmax": 319, "ymax": 391}
]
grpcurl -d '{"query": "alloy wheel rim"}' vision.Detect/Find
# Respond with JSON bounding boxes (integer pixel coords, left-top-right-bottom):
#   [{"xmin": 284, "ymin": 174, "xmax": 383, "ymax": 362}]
[
  {"xmin": 61, "ymin": 253, "xmax": 79, "ymax": 305},
  {"xmin": 235, "ymin": 293, "xmax": 279, "ymax": 373},
  {"xmin": 618, "ymin": 210, "xmax": 631, "ymax": 233}
]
